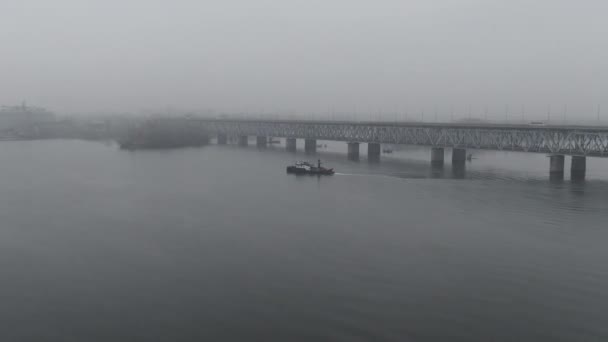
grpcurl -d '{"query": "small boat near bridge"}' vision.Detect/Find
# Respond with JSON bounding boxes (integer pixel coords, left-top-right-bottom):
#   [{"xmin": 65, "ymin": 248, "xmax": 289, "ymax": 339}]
[{"xmin": 287, "ymin": 160, "xmax": 335, "ymax": 175}]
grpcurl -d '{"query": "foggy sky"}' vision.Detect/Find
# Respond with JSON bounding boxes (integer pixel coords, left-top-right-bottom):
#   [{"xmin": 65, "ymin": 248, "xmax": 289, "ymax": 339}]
[{"xmin": 1, "ymin": 0, "xmax": 606, "ymax": 120}]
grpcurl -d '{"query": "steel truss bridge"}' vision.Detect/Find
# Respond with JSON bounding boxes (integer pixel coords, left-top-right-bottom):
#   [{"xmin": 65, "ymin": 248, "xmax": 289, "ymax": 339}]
[{"xmin": 199, "ymin": 119, "xmax": 608, "ymax": 157}]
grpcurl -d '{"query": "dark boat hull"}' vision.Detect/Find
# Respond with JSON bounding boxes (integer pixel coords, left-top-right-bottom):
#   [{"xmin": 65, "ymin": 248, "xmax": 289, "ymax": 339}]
[{"xmin": 286, "ymin": 166, "xmax": 334, "ymax": 175}]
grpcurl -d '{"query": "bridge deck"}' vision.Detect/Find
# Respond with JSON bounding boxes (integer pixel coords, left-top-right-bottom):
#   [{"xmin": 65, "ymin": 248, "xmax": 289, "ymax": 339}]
[{"xmin": 196, "ymin": 118, "xmax": 608, "ymax": 157}]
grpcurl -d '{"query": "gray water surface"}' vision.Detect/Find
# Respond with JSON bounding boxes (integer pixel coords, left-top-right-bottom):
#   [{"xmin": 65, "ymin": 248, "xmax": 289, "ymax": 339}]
[{"xmin": 1, "ymin": 140, "xmax": 607, "ymax": 341}]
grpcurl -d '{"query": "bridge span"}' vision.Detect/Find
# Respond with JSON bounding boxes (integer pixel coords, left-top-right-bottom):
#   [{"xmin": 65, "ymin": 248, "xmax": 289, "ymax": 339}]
[{"xmin": 199, "ymin": 118, "xmax": 608, "ymax": 179}]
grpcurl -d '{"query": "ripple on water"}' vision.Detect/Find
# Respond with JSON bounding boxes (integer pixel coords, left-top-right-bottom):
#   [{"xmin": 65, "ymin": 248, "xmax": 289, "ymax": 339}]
[{"xmin": 1, "ymin": 141, "xmax": 608, "ymax": 342}]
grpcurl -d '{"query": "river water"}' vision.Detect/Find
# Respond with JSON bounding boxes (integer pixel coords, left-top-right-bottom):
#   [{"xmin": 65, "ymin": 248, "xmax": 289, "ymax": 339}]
[{"xmin": 1, "ymin": 139, "xmax": 607, "ymax": 341}]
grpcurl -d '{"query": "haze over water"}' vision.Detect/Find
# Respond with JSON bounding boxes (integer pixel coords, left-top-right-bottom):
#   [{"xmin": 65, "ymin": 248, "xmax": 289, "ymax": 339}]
[{"xmin": 1, "ymin": 140, "xmax": 607, "ymax": 341}]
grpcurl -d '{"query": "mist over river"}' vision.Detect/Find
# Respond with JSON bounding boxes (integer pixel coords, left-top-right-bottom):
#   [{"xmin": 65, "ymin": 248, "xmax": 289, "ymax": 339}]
[{"xmin": 1, "ymin": 140, "xmax": 607, "ymax": 341}]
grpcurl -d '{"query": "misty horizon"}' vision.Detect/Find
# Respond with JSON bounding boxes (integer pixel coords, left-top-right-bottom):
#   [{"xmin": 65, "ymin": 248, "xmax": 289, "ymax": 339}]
[
  {"xmin": 1, "ymin": 0, "xmax": 606, "ymax": 119},
  {"xmin": 2, "ymin": 2, "xmax": 608, "ymax": 341}
]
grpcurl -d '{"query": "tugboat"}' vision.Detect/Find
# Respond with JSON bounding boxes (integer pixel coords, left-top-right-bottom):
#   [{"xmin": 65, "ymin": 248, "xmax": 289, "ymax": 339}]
[{"xmin": 287, "ymin": 159, "xmax": 335, "ymax": 175}]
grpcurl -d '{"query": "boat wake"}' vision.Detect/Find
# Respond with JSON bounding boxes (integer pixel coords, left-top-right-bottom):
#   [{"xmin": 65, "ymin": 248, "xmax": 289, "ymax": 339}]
[
  {"xmin": 334, "ymin": 172, "xmax": 396, "ymax": 178},
  {"xmin": 334, "ymin": 172, "xmax": 435, "ymax": 181}
]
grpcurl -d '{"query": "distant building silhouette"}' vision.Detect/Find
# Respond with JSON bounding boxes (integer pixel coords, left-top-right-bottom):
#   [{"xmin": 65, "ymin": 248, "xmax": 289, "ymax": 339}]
[{"xmin": 0, "ymin": 102, "xmax": 55, "ymax": 131}]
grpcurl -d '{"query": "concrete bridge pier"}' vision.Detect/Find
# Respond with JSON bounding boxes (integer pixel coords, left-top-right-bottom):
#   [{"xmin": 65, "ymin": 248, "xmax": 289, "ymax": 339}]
[
  {"xmin": 347, "ymin": 142, "xmax": 360, "ymax": 160},
  {"xmin": 431, "ymin": 147, "xmax": 445, "ymax": 166},
  {"xmin": 368, "ymin": 143, "xmax": 381, "ymax": 161},
  {"xmin": 571, "ymin": 156, "xmax": 586, "ymax": 180},
  {"xmin": 238, "ymin": 136, "xmax": 248, "ymax": 146},
  {"xmin": 217, "ymin": 133, "xmax": 227, "ymax": 145},
  {"xmin": 452, "ymin": 148, "xmax": 467, "ymax": 165},
  {"xmin": 286, "ymin": 138, "xmax": 297, "ymax": 152},
  {"xmin": 304, "ymin": 139, "xmax": 316, "ymax": 153},
  {"xmin": 549, "ymin": 155, "xmax": 565, "ymax": 175},
  {"xmin": 256, "ymin": 136, "xmax": 267, "ymax": 148}
]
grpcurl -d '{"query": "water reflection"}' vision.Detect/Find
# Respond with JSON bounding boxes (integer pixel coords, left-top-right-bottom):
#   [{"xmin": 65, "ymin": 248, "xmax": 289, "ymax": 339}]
[
  {"xmin": 549, "ymin": 173, "xmax": 565, "ymax": 184},
  {"xmin": 3, "ymin": 140, "xmax": 608, "ymax": 342},
  {"xmin": 367, "ymin": 155, "xmax": 380, "ymax": 163},
  {"xmin": 568, "ymin": 179, "xmax": 587, "ymax": 198},
  {"xmin": 430, "ymin": 164, "xmax": 446, "ymax": 179},
  {"xmin": 265, "ymin": 141, "xmax": 608, "ymax": 186},
  {"xmin": 571, "ymin": 173, "xmax": 586, "ymax": 182},
  {"xmin": 451, "ymin": 164, "xmax": 466, "ymax": 179}
]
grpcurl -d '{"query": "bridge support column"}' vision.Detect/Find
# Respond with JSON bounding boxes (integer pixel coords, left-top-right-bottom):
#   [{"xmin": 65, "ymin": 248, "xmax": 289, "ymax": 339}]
[
  {"xmin": 368, "ymin": 143, "xmax": 381, "ymax": 160},
  {"xmin": 571, "ymin": 156, "xmax": 586, "ymax": 180},
  {"xmin": 256, "ymin": 136, "xmax": 267, "ymax": 148},
  {"xmin": 549, "ymin": 155, "xmax": 565, "ymax": 175},
  {"xmin": 286, "ymin": 138, "xmax": 297, "ymax": 152},
  {"xmin": 452, "ymin": 148, "xmax": 467, "ymax": 165},
  {"xmin": 304, "ymin": 139, "xmax": 316, "ymax": 153},
  {"xmin": 238, "ymin": 136, "xmax": 248, "ymax": 146},
  {"xmin": 347, "ymin": 142, "xmax": 360, "ymax": 160},
  {"xmin": 217, "ymin": 133, "xmax": 227, "ymax": 145},
  {"xmin": 431, "ymin": 147, "xmax": 445, "ymax": 166}
]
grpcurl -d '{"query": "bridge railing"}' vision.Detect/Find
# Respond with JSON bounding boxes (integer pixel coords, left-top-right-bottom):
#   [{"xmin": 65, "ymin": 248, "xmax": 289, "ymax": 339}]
[{"xmin": 197, "ymin": 118, "xmax": 608, "ymax": 157}]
